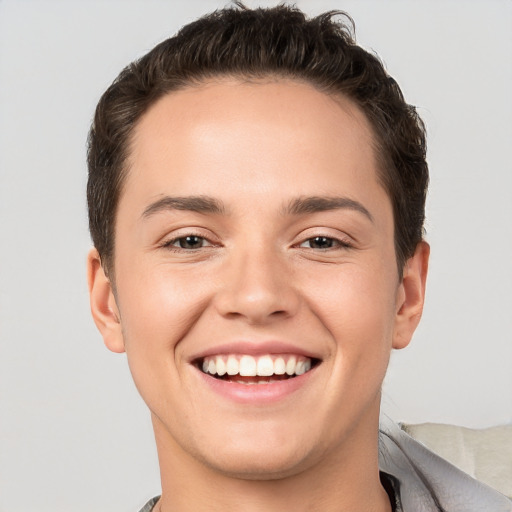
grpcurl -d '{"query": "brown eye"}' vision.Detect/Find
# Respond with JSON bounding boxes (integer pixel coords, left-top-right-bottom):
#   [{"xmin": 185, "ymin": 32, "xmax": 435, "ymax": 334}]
[
  {"xmin": 298, "ymin": 236, "xmax": 352, "ymax": 250},
  {"xmin": 172, "ymin": 235, "xmax": 207, "ymax": 249},
  {"xmin": 303, "ymin": 236, "xmax": 336, "ymax": 249}
]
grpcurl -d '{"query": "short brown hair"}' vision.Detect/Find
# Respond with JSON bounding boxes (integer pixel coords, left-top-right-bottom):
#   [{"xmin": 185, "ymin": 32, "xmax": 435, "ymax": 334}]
[{"xmin": 87, "ymin": 3, "xmax": 428, "ymax": 277}]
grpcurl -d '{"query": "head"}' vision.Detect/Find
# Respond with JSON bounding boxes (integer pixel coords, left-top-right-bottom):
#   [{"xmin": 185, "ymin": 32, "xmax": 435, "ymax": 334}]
[
  {"xmin": 87, "ymin": 3, "xmax": 429, "ymax": 484},
  {"xmin": 87, "ymin": 3, "xmax": 428, "ymax": 281}
]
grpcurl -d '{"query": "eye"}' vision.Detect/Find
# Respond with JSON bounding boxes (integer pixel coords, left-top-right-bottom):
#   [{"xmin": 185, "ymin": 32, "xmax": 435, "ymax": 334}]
[
  {"xmin": 299, "ymin": 236, "xmax": 351, "ymax": 250},
  {"xmin": 165, "ymin": 235, "xmax": 212, "ymax": 250}
]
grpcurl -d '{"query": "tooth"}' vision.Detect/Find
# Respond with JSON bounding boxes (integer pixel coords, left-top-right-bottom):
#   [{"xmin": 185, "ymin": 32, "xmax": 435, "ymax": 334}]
[
  {"xmin": 203, "ymin": 353, "xmax": 313, "ymax": 378},
  {"xmin": 237, "ymin": 379, "xmax": 256, "ymax": 385},
  {"xmin": 256, "ymin": 355, "xmax": 274, "ymax": 376},
  {"xmin": 295, "ymin": 359, "xmax": 305, "ymax": 375},
  {"xmin": 226, "ymin": 356, "xmax": 239, "ymax": 375},
  {"xmin": 258, "ymin": 379, "xmax": 269, "ymax": 384},
  {"xmin": 274, "ymin": 357, "xmax": 286, "ymax": 375},
  {"xmin": 216, "ymin": 356, "xmax": 226, "ymax": 376},
  {"xmin": 239, "ymin": 355, "xmax": 257, "ymax": 376},
  {"xmin": 285, "ymin": 356, "xmax": 297, "ymax": 375}
]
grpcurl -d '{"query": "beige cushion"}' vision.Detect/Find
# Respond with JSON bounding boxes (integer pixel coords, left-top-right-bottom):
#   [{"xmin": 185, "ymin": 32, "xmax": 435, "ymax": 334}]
[{"xmin": 400, "ymin": 422, "xmax": 512, "ymax": 499}]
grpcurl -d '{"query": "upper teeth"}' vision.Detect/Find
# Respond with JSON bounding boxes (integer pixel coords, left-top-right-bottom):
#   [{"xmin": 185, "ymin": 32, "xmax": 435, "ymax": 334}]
[{"xmin": 201, "ymin": 354, "xmax": 312, "ymax": 377}]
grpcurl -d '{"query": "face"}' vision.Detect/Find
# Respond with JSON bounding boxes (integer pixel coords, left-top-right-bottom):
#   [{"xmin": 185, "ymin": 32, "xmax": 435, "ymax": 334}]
[{"xmin": 89, "ymin": 79, "xmax": 427, "ymax": 480}]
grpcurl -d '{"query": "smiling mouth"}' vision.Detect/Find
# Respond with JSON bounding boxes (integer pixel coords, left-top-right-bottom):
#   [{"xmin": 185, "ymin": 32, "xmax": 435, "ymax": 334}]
[{"xmin": 197, "ymin": 354, "xmax": 319, "ymax": 384}]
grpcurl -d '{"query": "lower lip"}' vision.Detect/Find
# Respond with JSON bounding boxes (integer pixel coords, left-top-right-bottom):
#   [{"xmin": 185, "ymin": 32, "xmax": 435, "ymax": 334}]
[{"xmin": 195, "ymin": 367, "xmax": 318, "ymax": 404}]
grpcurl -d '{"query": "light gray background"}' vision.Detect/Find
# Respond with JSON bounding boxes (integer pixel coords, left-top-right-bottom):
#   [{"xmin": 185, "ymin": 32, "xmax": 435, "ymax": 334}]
[{"xmin": 0, "ymin": 0, "xmax": 511, "ymax": 510}]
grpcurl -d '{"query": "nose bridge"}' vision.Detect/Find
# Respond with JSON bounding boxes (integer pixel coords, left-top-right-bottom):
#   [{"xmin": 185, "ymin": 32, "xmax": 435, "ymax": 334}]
[{"xmin": 214, "ymin": 237, "xmax": 298, "ymax": 323}]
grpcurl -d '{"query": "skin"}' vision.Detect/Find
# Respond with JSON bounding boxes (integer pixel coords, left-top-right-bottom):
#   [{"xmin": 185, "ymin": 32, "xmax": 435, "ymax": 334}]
[{"xmin": 88, "ymin": 79, "xmax": 429, "ymax": 512}]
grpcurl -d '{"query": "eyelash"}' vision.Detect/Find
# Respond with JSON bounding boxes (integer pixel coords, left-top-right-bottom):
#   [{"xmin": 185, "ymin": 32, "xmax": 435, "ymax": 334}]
[
  {"xmin": 160, "ymin": 233, "xmax": 353, "ymax": 252},
  {"xmin": 160, "ymin": 234, "xmax": 214, "ymax": 251},
  {"xmin": 297, "ymin": 235, "xmax": 353, "ymax": 251}
]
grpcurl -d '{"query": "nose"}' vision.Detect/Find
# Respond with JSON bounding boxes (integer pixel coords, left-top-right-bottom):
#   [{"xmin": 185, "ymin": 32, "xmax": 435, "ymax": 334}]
[{"xmin": 213, "ymin": 246, "xmax": 300, "ymax": 325}]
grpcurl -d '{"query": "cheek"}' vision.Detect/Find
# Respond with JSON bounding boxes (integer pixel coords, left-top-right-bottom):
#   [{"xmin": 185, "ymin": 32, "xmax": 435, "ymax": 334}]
[
  {"xmin": 310, "ymin": 264, "xmax": 398, "ymax": 367},
  {"xmin": 115, "ymin": 265, "xmax": 212, "ymax": 383},
  {"xmin": 114, "ymin": 266, "xmax": 213, "ymax": 415},
  {"xmin": 314, "ymin": 260, "xmax": 397, "ymax": 322}
]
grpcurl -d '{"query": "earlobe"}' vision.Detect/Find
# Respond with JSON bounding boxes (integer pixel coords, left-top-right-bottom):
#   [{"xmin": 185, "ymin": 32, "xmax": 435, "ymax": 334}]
[
  {"xmin": 87, "ymin": 248, "xmax": 125, "ymax": 354},
  {"xmin": 392, "ymin": 241, "xmax": 430, "ymax": 350}
]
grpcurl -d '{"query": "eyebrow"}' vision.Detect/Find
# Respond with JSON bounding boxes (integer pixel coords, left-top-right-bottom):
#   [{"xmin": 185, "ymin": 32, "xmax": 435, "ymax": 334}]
[
  {"xmin": 284, "ymin": 196, "xmax": 374, "ymax": 222},
  {"xmin": 141, "ymin": 195, "xmax": 226, "ymax": 218},
  {"xmin": 141, "ymin": 194, "xmax": 373, "ymax": 222}
]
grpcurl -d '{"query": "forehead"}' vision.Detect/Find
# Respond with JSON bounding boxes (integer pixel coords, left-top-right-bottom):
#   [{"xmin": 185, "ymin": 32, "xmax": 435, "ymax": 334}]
[{"xmin": 126, "ymin": 78, "xmax": 382, "ymax": 198}]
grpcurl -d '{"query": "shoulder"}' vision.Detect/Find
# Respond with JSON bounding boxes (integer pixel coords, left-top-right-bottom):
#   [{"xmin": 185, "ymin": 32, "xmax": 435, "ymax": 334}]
[{"xmin": 378, "ymin": 418, "xmax": 512, "ymax": 512}]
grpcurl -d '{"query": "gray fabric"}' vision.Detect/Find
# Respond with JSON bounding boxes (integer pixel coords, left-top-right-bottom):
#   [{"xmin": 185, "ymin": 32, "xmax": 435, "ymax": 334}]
[
  {"xmin": 138, "ymin": 419, "xmax": 512, "ymax": 511},
  {"xmin": 138, "ymin": 496, "xmax": 159, "ymax": 512},
  {"xmin": 379, "ymin": 417, "xmax": 512, "ymax": 511},
  {"xmin": 399, "ymin": 421, "xmax": 512, "ymax": 498}
]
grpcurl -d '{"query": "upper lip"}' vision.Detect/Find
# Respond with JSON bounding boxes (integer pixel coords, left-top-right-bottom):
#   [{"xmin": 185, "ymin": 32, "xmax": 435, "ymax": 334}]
[{"xmin": 188, "ymin": 340, "xmax": 321, "ymax": 363}]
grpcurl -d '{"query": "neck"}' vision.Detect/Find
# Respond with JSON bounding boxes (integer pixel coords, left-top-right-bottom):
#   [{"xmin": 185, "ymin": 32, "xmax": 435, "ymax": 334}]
[{"xmin": 152, "ymin": 406, "xmax": 391, "ymax": 512}]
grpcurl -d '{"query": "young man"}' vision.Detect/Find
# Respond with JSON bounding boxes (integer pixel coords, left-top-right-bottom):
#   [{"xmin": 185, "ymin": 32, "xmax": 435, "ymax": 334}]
[{"xmin": 86, "ymin": 4, "xmax": 511, "ymax": 511}]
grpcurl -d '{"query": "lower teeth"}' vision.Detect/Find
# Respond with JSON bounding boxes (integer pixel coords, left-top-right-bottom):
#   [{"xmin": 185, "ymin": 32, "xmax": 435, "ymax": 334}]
[{"xmin": 223, "ymin": 375, "xmax": 291, "ymax": 384}]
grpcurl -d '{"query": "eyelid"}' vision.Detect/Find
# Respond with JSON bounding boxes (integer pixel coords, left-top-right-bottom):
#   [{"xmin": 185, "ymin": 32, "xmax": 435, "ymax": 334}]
[
  {"xmin": 292, "ymin": 228, "xmax": 355, "ymax": 249},
  {"xmin": 298, "ymin": 236, "xmax": 353, "ymax": 250},
  {"xmin": 158, "ymin": 227, "xmax": 220, "ymax": 249},
  {"xmin": 168, "ymin": 235, "xmax": 212, "ymax": 248}
]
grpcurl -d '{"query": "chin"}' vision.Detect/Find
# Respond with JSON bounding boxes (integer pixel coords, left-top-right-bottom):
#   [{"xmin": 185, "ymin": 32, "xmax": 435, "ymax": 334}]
[
  {"xmin": 201, "ymin": 450, "xmax": 313, "ymax": 481},
  {"xmin": 191, "ymin": 430, "xmax": 323, "ymax": 481}
]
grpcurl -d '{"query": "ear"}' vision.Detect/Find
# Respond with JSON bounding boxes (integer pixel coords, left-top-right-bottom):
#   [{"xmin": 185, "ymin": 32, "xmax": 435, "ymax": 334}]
[
  {"xmin": 87, "ymin": 248, "xmax": 125, "ymax": 353},
  {"xmin": 392, "ymin": 241, "xmax": 430, "ymax": 350}
]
